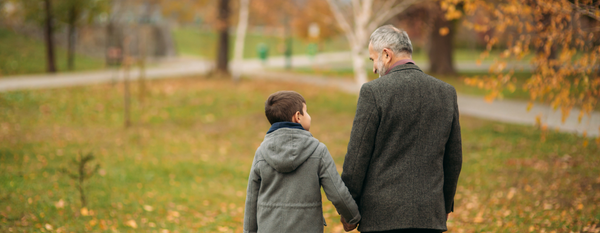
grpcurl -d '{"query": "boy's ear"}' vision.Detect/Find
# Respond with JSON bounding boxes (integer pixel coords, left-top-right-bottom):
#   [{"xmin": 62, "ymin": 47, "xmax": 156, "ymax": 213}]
[{"xmin": 291, "ymin": 111, "xmax": 301, "ymax": 123}]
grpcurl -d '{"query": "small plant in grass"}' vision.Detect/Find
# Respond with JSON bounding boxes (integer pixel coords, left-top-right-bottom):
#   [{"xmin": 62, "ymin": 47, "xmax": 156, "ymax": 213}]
[{"xmin": 60, "ymin": 152, "xmax": 100, "ymax": 207}]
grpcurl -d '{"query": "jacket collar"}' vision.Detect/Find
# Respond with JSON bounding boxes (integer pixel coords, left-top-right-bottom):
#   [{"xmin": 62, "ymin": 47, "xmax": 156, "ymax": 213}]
[
  {"xmin": 385, "ymin": 63, "xmax": 423, "ymax": 76},
  {"xmin": 266, "ymin": 122, "xmax": 306, "ymax": 134}
]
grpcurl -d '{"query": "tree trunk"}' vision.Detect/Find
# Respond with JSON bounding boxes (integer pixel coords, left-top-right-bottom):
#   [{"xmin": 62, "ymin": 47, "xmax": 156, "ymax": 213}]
[
  {"xmin": 232, "ymin": 0, "xmax": 249, "ymax": 82},
  {"xmin": 139, "ymin": 27, "xmax": 147, "ymax": 102},
  {"xmin": 427, "ymin": 3, "xmax": 456, "ymax": 75},
  {"xmin": 67, "ymin": 5, "xmax": 77, "ymax": 71},
  {"xmin": 351, "ymin": 44, "xmax": 368, "ymax": 86},
  {"xmin": 350, "ymin": 4, "xmax": 370, "ymax": 87},
  {"xmin": 43, "ymin": 0, "xmax": 56, "ymax": 73},
  {"xmin": 216, "ymin": 0, "xmax": 230, "ymax": 75},
  {"xmin": 123, "ymin": 37, "xmax": 131, "ymax": 128}
]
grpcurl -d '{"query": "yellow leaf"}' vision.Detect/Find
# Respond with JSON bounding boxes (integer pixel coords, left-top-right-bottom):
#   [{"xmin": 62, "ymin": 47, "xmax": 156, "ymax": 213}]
[
  {"xmin": 80, "ymin": 207, "xmax": 89, "ymax": 216},
  {"xmin": 89, "ymin": 219, "xmax": 98, "ymax": 227},
  {"xmin": 143, "ymin": 205, "xmax": 154, "ymax": 212},
  {"xmin": 126, "ymin": 219, "xmax": 138, "ymax": 229},
  {"xmin": 583, "ymin": 140, "xmax": 588, "ymax": 148},
  {"xmin": 439, "ymin": 27, "xmax": 450, "ymax": 36},
  {"xmin": 577, "ymin": 203, "xmax": 584, "ymax": 210},
  {"xmin": 507, "ymin": 187, "xmax": 516, "ymax": 200},
  {"xmin": 45, "ymin": 224, "xmax": 53, "ymax": 230},
  {"xmin": 529, "ymin": 226, "xmax": 535, "ymax": 232},
  {"xmin": 168, "ymin": 210, "xmax": 180, "ymax": 218},
  {"xmin": 527, "ymin": 102, "xmax": 533, "ymax": 112},
  {"xmin": 54, "ymin": 199, "xmax": 65, "ymax": 209},
  {"xmin": 473, "ymin": 209, "xmax": 484, "ymax": 223}
]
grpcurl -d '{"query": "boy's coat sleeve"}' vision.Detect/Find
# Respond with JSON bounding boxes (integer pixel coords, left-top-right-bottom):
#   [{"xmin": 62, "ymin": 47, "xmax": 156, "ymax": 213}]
[
  {"xmin": 243, "ymin": 155, "xmax": 261, "ymax": 233},
  {"xmin": 319, "ymin": 144, "xmax": 362, "ymax": 225}
]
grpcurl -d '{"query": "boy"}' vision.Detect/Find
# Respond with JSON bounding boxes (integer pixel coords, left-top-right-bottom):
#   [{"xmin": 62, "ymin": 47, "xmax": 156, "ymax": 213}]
[{"xmin": 243, "ymin": 91, "xmax": 361, "ymax": 233}]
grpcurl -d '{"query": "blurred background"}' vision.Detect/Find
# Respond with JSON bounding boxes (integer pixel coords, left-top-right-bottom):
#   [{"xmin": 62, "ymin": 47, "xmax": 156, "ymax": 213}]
[{"xmin": 0, "ymin": 0, "xmax": 599, "ymax": 232}]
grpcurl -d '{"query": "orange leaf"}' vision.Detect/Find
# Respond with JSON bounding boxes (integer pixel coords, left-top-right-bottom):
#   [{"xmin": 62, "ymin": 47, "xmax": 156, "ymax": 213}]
[{"xmin": 439, "ymin": 27, "xmax": 450, "ymax": 36}]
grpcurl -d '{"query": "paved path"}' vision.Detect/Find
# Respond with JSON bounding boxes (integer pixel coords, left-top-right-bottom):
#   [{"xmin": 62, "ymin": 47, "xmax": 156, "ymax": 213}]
[
  {"xmin": 248, "ymin": 71, "xmax": 599, "ymax": 138},
  {"xmin": 0, "ymin": 52, "xmax": 352, "ymax": 92},
  {"xmin": 0, "ymin": 52, "xmax": 596, "ymax": 137}
]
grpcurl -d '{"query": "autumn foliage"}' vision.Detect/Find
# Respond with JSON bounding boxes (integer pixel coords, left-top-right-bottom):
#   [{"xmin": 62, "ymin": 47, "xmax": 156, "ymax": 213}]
[{"xmin": 442, "ymin": 0, "xmax": 600, "ymax": 137}]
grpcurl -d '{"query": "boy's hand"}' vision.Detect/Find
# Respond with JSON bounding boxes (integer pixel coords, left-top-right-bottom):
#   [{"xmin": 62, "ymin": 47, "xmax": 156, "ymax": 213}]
[{"xmin": 340, "ymin": 216, "xmax": 357, "ymax": 232}]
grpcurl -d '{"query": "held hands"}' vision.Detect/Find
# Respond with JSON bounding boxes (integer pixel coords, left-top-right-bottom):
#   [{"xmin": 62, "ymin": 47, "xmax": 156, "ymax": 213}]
[{"xmin": 340, "ymin": 216, "xmax": 358, "ymax": 232}]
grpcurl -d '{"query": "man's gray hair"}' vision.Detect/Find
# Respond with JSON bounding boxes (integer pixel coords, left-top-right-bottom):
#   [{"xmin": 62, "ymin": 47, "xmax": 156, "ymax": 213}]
[{"xmin": 370, "ymin": 25, "xmax": 413, "ymax": 57}]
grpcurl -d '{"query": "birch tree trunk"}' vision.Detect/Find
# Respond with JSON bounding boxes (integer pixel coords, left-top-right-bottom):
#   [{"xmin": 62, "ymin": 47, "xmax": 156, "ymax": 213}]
[
  {"xmin": 326, "ymin": 0, "xmax": 418, "ymax": 87},
  {"xmin": 232, "ymin": 0, "xmax": 250, "ymax": 82}
]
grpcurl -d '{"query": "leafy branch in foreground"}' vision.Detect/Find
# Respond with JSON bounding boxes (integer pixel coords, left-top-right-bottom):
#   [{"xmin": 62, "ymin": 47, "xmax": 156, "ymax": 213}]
[{"xmin": 442, "ymin": 0, "xmax": 600, "ymax": 140}]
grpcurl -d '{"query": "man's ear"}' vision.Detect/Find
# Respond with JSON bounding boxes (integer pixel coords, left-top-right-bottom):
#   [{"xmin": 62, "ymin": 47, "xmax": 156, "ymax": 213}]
[{"xmin": 383, "ymin": 48, "xmax": 392, "ymax": 63}]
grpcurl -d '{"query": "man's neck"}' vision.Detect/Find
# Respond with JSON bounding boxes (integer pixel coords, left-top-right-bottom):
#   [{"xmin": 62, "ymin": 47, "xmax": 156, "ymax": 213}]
[
  {"xmin": 384, "ymin": 56, "xmax": 415, "ymax": 75},
  {"xmin": 390, "ymin": 56, "xmax": 412, "ymax": 64}
]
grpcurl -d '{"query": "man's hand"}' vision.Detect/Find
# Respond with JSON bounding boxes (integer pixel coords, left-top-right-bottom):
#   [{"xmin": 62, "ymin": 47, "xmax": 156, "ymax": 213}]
[
  {"xmin": 446, "ymin": 213, "xmax": 450, "ymax": 220},
  {"xmin": 340, "ymin": 216, "xmax": 357, "ymax": 232}
]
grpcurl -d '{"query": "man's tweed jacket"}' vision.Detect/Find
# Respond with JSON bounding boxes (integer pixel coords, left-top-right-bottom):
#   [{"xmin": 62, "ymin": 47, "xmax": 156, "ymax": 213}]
[{"xmin": 341, "ymin": 63, "xmax": 462, "ymax": 232}]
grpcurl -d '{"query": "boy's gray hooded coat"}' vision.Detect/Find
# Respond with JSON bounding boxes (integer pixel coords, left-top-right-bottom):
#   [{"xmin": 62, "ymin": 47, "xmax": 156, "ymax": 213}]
[{"xmin": 244, "ymin": 128, "xmax": 361, "ymax": 233}]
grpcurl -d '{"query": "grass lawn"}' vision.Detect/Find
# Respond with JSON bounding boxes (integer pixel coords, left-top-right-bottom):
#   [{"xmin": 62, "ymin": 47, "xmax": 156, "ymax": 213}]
[
  {"xmin": 0, "ymin": 28, "xmax": 105, "ymax": 77},
  {"xmin": 172, "ymin": 27, "xmax": 349, "ymax": 59},
  {"xmin": 1, "ymin": 76, "xmax": 598, "ymax": 232}
]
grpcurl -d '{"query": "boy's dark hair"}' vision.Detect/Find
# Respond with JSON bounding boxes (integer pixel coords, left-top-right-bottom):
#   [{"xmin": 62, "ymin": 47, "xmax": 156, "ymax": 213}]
[{"xmin": 265, "ymin": 91, "xmax": 306, "ymax": 125}]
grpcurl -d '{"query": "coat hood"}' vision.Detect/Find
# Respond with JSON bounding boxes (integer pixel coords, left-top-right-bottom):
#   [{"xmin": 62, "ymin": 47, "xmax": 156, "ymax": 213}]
[{"xmin": 258, "ymin": 128, "xmax": 320, "ymax": 173}]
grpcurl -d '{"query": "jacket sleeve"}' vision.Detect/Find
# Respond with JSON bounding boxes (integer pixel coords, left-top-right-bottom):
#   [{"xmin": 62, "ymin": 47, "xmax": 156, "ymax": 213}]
[
  {"xmin": 341, "ymin": 84, "xmax": 380, "ymax": 205},
  {"xmin": 443, "ymin": 89, "xmax": 463, "ymax": 213},
  {"xmin": 319, "ymin": 145, "xmax": 362, "ymax": 225},
  {"xmin": 243, "ymin": 156, "xmax": 261, "ymax": 233}
]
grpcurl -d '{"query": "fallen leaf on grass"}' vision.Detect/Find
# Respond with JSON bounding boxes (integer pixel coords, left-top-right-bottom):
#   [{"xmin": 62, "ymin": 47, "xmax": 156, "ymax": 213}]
[
  {"xmin": 45, "ymin": 224, "xmax": 53, "ymax": 230},
  {"xmin": 126, "ymin": 219, "xmax": 138, "ymax": 229},
  {"xmin": 143, "ymin": 205, "xmax": 154, "ymax": 212},
  {"xmin": 507, "ymin": 187, "xmax": 517, "ymax": 200},
  {"xmin": 473, "ymin": 210, "xmax": 484, "ymax": 223},
  {"xmin": 55, "ymin": 199, "xmax": 65, "ymax": 209},
  {"xmin": 80, "ymin": 207, "xmax": 89, "ymax": 216}
]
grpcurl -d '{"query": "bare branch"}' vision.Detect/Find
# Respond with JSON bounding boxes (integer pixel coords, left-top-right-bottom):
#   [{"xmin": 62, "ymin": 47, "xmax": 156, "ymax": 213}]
[
  {"xmin": 574, "ymin": 3, "xmax": 600, "ymax": 21},
  {"xmin": 326, "ymin": 0, "xmax": 356, "ymax": 43},
  {"xmin": 369, "ymin": 0, "xmax": 419, "ymax": 32},
  {"xmin": 375, "ymin": 0, "xmax": 397, "ymax": 17},
  {"xmin": 351, "ymin": 0, "xmax": 361, "ymax": 21}
]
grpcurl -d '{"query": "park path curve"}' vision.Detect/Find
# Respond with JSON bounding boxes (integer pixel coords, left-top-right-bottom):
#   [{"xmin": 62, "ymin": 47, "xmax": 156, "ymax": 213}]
[
  {"xmin": 248, "ymin": 71, "xmax": 599, "ymax": 138},
  {"xmin": 0, "ymin": 52, "xmax": 597, "ymax": 137}
]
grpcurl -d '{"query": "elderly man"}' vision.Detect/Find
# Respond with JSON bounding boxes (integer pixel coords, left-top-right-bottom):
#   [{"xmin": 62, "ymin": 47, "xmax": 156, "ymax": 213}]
[{"xmin": 340, "ymin": 25, "xmax": 463, "ymax": 233}]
